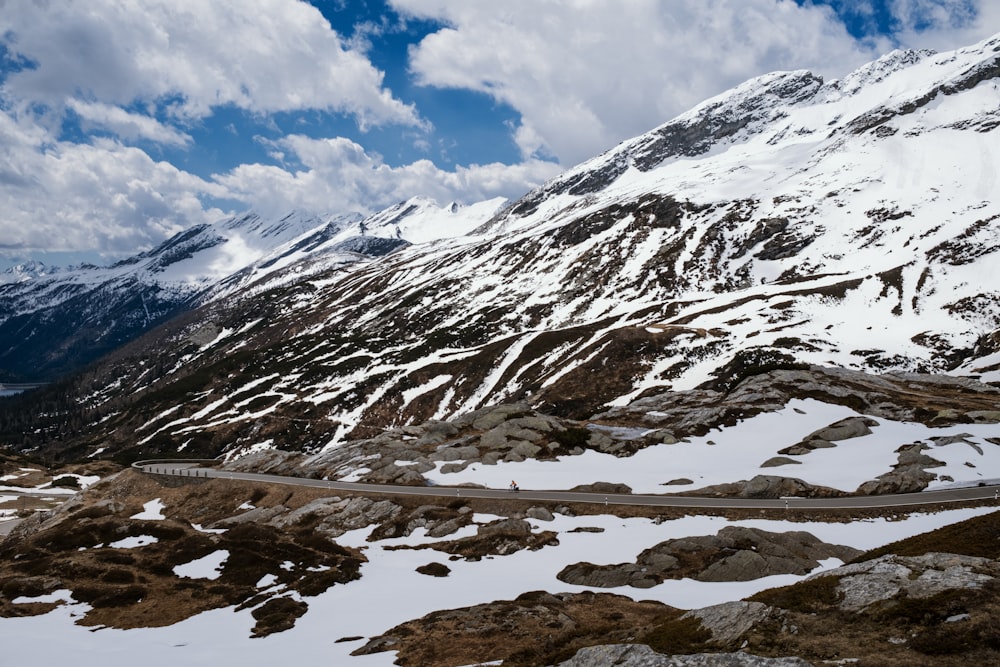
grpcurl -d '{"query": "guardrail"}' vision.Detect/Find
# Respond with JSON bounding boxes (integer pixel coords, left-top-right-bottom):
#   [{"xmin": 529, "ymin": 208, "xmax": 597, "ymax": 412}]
[{"xmin": 132, "ymin": 459, "xmax": 219, "ymax": 478}]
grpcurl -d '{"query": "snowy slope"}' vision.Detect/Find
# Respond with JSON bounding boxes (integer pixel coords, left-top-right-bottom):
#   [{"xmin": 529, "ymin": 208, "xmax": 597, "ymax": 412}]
[
  {"xmin": 8, "ymin": 33, "xmax": 1000, "ymax": 460},
  {"xmin": 0, "ymin": 198, "xmax": 505, "ymax": 381}
]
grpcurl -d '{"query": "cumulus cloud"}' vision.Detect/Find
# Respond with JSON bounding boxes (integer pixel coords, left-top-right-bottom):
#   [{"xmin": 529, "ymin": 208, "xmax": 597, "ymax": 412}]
[
  {"xmin": 889, "ymin": 0, "xmax": 999, "ymax": 50},
  {"xmin": 1, "ymin": 0, "xmax": 996, "ymax": 264},
  {"xmin": 0, "ymin": 0, "xmax": 421, "ymax": 127},
  {"xmin": 391, "ymin": 0, "xmax": 997, "ymax": 166},
  {"xmin": 0, "ymin": 109, "xmax": 226, "ymax": 255},
  {"xmin": 213, "ymin": 134, "xmax": 561, "ymax": 216},
  {"xmin": 0, "ymin": 107, "xmax": 556, "ymax": 259},
  {"xmin": 66, "ymin": 100, "xmax": 192, "ymax": 147}
]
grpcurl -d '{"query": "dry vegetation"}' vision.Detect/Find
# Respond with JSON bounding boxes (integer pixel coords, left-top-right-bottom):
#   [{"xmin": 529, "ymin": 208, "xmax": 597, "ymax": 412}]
[{"xmin": 0, "ymin": 472, "xmax": 365, "ymax": 637}]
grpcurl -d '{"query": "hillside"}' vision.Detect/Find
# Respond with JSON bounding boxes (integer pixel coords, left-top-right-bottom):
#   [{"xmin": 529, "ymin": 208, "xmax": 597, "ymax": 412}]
[
  {"xmin": 0, "ymin": 198, "xmax": 502, "ymax": 382},
  {"xmin": 2, "ymin": 31, "xmax": 1000, "ymax": 667},
  {"xmin": 3, "ymin": 34, "xmax": 999, "ymax": 467}
]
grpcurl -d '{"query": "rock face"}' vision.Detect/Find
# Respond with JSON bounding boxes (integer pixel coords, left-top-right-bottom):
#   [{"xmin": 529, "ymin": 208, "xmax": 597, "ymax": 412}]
[
  {"xmin": 553, "ymin": 644, "xmax": 813, "ymax": 667},
  {"xmin": 681, "ymin": 601, "xmax": 777, "ymax": 646},
  {"xmin": 820, "ymin": 552, "xmax": 1000, "ymax": 612},
  {"xmin": 557, "ymin": 527, "xmax": 861, "ymax": 588}
]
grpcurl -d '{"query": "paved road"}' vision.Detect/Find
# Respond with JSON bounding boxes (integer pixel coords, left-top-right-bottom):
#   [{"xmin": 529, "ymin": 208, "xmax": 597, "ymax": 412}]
[{"xmin": 134, "ymin": 461, "xmax": 1000, "ymax": 511}]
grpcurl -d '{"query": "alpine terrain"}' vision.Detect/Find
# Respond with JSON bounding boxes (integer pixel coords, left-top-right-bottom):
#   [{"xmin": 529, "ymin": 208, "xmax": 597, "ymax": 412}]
[{"xmin": 3, "ymin": 33, "xmax": 1000, "ymax": 667}]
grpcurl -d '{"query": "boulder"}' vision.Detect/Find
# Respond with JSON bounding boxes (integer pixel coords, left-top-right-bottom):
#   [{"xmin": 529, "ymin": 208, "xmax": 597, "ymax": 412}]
[
  {"xmin": 681, "ymin": 601, "xmax": 776, "ymax": 646},
  {"xmin": 511, "ymin": 440, "xmax": 542, "ymax": 457},
  {"xmin": 804, "ymin": 416, "xmax": 878, "ymax": 442},
  {"xmin": 761, "ymin": 456, "xmax": 801, "ymax": 468},
  {"xmin": 479, "ymin": 429, "xmax": 510, "ymax": 449},
  {"xmin": 526, "ymin": 506, "xmax": 555, "ymax": 522}
]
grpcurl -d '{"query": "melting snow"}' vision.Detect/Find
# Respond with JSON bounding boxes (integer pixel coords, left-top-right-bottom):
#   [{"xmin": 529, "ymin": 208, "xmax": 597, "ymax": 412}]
[
  {"xmin": 130, "ymin": 499, "xmax": 166, "ymax": 520},
  {"xmin": 174, "ymin": 550, "xmax": 229, "ymax": 580}
]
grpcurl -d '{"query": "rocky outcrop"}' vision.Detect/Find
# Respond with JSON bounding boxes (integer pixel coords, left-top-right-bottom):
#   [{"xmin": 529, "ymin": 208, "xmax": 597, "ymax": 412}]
[
  {"xmin": 553, "ymin": 644, "xmax": 813, "ymax": 667},
  {"xmin": 557, "ymin": 527, "xmax": 861, "ymax": 588},
  {"xmin": 855, "ymin": 443, "xmax": 945, "ymax": 494},
  {"xmin": 353, "ymin": 591, "xmax": 670, "ymax": 666},
  {"xmin": 681, "ymin": 601, "xmax": 778, "ymax": 646},
  {"xmin": 292, "ymin": 402, "xmax": 658, "ymax": 484},
  {"xmin": 778, "ymin": 415, "xmax": 878, "ymax": 455},
  {"xmin": 595, "ymin": 367, "xmax": 1000, "ymax": 441},
  {"xmin": 818, "ymin": 552, "xmax": 1000, "ymax": 612},
  {"xmin": 684, "ymin": 475, "xmax": 843, "ymax": 499},
  {"xmin": 385, "ymin": 517, "xmax": 559, "ymax": 560}
]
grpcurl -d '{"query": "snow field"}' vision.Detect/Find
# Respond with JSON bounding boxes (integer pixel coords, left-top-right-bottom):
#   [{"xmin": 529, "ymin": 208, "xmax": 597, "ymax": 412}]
[
  {"xmin": 421, "ymin": 399, "xmax": 1000, "ymax": 493},
  {"xmin": 2, "ymin": 498, "xmax": 995, "ymax": 667}
]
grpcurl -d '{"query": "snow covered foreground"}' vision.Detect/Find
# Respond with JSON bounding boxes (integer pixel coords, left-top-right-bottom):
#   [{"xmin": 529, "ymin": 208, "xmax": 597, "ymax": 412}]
[
  {"xmin": 2, "ymin": 497, "xmax": 996, "ymax": 666},
  {"xmin": 7, "ymin": 394, "xmax": 1000, "ymax": 665}
]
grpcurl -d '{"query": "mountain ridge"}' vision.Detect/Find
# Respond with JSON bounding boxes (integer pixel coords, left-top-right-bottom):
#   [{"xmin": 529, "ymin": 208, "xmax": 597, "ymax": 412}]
[{"xmin": 2, "ymin": 32, "xmax": 999, "ymax": 464}]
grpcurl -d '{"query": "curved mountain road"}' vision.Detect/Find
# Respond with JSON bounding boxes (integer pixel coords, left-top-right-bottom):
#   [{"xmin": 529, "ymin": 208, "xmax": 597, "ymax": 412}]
[{"xmin": 134, "ymin": 460, "xmax": 1000, "ymax": 511}]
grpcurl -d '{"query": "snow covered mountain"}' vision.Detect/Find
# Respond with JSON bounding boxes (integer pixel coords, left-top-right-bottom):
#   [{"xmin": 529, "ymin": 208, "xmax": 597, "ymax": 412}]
[
  {"xmin": 5, "ymin": 32, "xmax": 1000, "ymax": 667},
  {"xmin": 5, "ymin": 33, "xmax": 1000, "ymax": 462},
  {"xmin": 0, "ymin": 198, "xmax": 504, "ymax": 382}
]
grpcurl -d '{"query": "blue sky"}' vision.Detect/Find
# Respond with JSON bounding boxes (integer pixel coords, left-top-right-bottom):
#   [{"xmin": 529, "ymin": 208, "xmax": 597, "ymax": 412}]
[{"xmin": 0, "ymin": 0, "xmax": 994, "ymax": 268}]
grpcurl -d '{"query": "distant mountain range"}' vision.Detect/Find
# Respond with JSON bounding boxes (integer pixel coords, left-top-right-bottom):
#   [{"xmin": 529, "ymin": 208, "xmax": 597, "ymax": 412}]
[
  {"xmin": 0, "ymin": 198, "xmax": 504, "ymax": 382},
  {"xmin": 3, "ymin": 33, "xmax": 999, "ymax": 463}
]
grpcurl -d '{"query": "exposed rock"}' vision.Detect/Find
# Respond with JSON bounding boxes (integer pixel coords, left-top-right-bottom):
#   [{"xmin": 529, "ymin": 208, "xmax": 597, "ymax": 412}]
[
  {"xmin": 277, "ymin": 496, "xmax": 400, "ymax": 538},
  {"xmin": 353, "ymin": 591, "xmax": 669, "ymax": 666},
  {"xmin": 818, "ymin": 552, "xmax": 1000, "ymax": 612},
  {"xmin": 594, "ymin": 367, "xmax": 1000, "ymax": 443},
  {"xmin": 527, "ymin": 506, "xmax": 555, "ymax": 522},
  {"xmin": 511, "ymin": 439, "xmax": 543, "ymax": 457},
  {"xmin": 415, "ymin": 562, "xmax": 450, "ymax": 577},
  {"xmin": 213, "ymin": 504, "xmax": 288, "ymax": 526},
  {"xmin": 803, "ymin": 416, "xmax": 878, "ymax": 442},
  {"xmin": 761, "ymin": 456, "xmax": 801, "ymax": 468},
  {"xmin": 367, "ymin": 504, "xmax": 468, "ymax": 540},
  {"xmin": 681, "ymin": 601, "xmax": 778, "ymax": 646},
  {"xmin": 558, "ymin": 527, "xmax": 860, "ymax": 588},
  {"xmin": 855, "ymin": 443, "xmax": 945, "ymax": 494},
  {"xmin": 430, "ymin": 444, "xmax": 480, "ymax": 462},
  {"xmin": 554, "ymin": 644, "xmax": 813, "ymax": 667},
  {"xmin": 467, "ymin": 402, "xmax": 532, "ymax": 431},
  {"xmin": 479, "ymin": 518, "xmax": 533, "ymax": 537},
  {"xmin": 689, "ymin": 475, "xmax": 842, "ymax": 499}
]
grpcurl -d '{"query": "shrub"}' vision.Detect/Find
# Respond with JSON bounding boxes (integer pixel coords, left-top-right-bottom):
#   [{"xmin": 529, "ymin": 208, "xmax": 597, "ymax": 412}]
[
  {"xmin": 748, "ymin": 575, "xmax": 842, "ymax": 613},
  {"xmin": 642, "ymin": 614, "xmax": 712, "ymax": 654},
  {"xmin": 552, "ymin": 427, "xmax": 591, "ymax": 449},
  {"xmin": 51, "ymin": 475, "xmax": 80, "ymax": 488}
]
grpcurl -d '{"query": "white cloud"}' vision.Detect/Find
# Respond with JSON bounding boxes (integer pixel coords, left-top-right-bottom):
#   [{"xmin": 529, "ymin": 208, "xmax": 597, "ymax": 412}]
[
  {"xmin": 393, "ymin": 0, "xmax": 996, "ymax": 167},
  {"xmin": 889, "ymin": 0, "xmax": 999, "ymax": 51},
  {"xmin": 212, "ymin": 134, "xmax": 561, "ymax": 217},
  {"xmin": 0, "ymin": 109, "xmax": 226, "ymax": 256},
  {"xmin": 0, "ymin": 0, "xmax": 422, "ymax": 128},
  {"xmin": 66, "ymin": 100, "xmax": 192, "ymax": 147}
]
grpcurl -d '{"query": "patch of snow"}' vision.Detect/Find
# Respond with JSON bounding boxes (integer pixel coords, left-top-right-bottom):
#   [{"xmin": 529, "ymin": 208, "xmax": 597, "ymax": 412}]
[
  {"xmin": 12, "ymin": 589, "xmax": 75, "ymax": 605},
  {"xmin": 108, "ymin": 535, "xmax": 159, "ymax": 549},
  {"xmin": 130, "ymin": 498, "xmax": 166, "ymax": 520},
  {"xmin": 174, "ymin": 550, "xmax": 229, "ymax": 580}
]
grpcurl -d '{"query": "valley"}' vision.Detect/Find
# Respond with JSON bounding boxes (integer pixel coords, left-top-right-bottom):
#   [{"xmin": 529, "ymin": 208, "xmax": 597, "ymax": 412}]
[{"xmin": 3, "ymin": 30, "xmax": 1000, "ymax": 666}]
